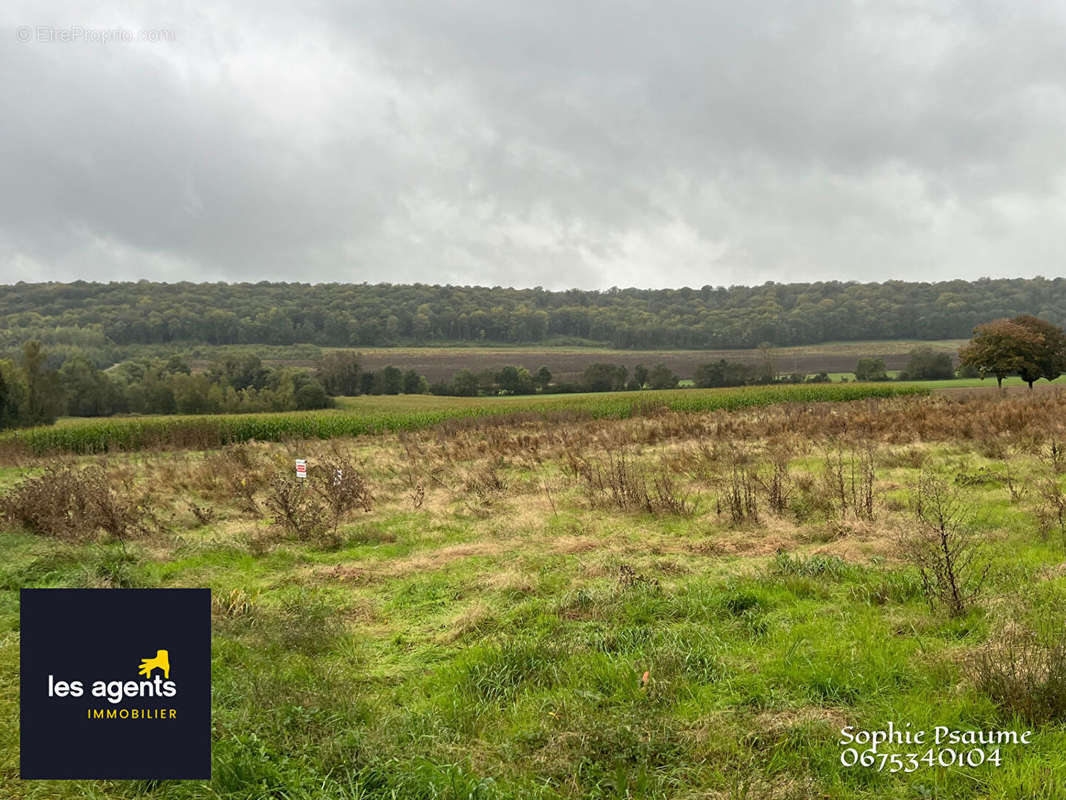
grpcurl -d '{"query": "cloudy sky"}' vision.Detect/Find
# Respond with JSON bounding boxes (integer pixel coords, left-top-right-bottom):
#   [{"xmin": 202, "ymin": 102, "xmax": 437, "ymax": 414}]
[{"xmin": 2, "ymin": 2, "xmax": 1065, "ymax": 290}]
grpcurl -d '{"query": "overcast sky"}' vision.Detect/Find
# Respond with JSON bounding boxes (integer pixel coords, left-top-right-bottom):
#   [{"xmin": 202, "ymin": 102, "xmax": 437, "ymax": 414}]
[{"xmin": 2, "ymin": 2, "xmax": 1065, "ymax": 290}]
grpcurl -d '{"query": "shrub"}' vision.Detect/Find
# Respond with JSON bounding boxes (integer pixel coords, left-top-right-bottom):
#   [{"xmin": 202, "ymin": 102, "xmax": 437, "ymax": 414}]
[
  {"xmin": 309, "ymin": 458, "xmax": 373, "ymax": 532},
  {"xmin": 264, "ymin": 473, "xmax": 327, "ymax": 541},
  {"xmin": 265, "ymin": 456, "xmax": 373, "ymax": 543},
  {"xmin": 821, "ymin": 443, "xmax": 875, "ymax": 520},
  {"xmin": 575, "ymin": 453, "xmax": 695, "ymax": 516},
  {"xmin": 0, "ymin": 463, "xmax": 155, "ymax": 541},
  {"xmin": 898, "ymin": 472, "xmax": 988, "ymax": 615}
]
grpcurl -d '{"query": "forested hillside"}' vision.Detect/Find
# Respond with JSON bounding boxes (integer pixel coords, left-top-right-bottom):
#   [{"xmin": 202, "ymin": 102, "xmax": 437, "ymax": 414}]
[{"xmin": 3, "ymin": 278, "xmax": 1064, "ymax": 350}]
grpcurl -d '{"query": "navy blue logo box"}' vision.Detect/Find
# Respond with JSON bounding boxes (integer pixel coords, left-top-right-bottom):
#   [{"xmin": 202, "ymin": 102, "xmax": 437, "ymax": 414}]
[{"xmin": 20, "ymin": 588, "xmax": 211, "ymax": 780}]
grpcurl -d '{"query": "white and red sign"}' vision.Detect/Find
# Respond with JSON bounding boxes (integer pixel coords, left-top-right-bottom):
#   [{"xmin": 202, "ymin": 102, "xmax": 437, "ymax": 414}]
[{"xmin": 295, "ymin": 459, "xmax": 307, "ymax": 478}]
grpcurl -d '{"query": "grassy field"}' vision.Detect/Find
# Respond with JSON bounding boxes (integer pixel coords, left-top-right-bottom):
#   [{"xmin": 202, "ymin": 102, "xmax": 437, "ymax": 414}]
[
  {"xmin": 0, "ymin": 384, "xmax": 928, "ymax": 456},
  {"xmin": 1, "ymin": 389, "xmax": 1065, "ymax": 798}
]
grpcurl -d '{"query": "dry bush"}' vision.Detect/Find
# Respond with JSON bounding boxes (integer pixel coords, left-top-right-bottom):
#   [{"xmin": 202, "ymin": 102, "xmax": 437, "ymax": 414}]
[
  {"xmin": 309, "ymin": 458, "xmax": 373, "ymax": 532},
  {"xmin": 264, "ymin": 474, "xmax": 327, "ymax": 541},
  {"xmin": 898, "ymin": 472, "xmax": 988, "ymax": 616},
  {"xmin": 192, "ymin": 444, "xmax": 269, "ymax": 515},
  {"xmin": 971, "ymin": 615, "xmax": 1066, "ymax": 724},
  {"xmin": 762, "ymin": 452, "xmax": 792, "ymax": 516},
  {"xmin": 1035, "ymin": 476, "xmax": 1066, "ymax": 542},
  {"xmin": 0, "ymin": 463, "xmax": 157, "ymax": 541},
  {"xmin": 264, "ymin": 456, "xmax": 372, "ymax": 544},
  {"xmin": 720, "ymin": 460, "xmax": 759, "ymax": 525},
  {"xmin": 396, "ymin": 435, "xmax": 427, "ymax": 509},
  {"xmin": 463, "ymin": 458, "xmax": 507, "ymax": 504},
  {"xmin": 821, "ymin": 443, "xmax": 875, "ymax": 520},
  {"xmin": 876, "ymin": 446, "xmax": 927, "ymax": 470},
  {"xmin": 186, "ymin": 501, "xmax": 217, "ymax": 527},
  {"xmin": 575, "ymin": 452, "xmax": 695, "ymax": 516}
]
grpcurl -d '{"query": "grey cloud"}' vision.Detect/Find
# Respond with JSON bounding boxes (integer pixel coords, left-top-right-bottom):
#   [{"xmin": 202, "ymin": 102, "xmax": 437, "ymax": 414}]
[{"xmin": 2, "ymin": 1, "xmax": 1065, "ymax": 288}]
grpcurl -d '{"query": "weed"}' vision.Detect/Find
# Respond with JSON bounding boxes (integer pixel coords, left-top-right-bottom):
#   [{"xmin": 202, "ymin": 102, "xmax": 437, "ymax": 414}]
[
  {"xmin": 577, "ymin": 452, "xmax": 695, "ymax": 516},
  {"xmin": 617, "ymin": 563, "xmax": 660, "ymax": 592},
  {"xmin": 186, "ymin": 501, "xmax": 217, "ymax": 527},
  {"xmin": 972, "ymin": 614, "xmax": 1066, "ymax": 724},
  {"xmin": 214, "ymin": 587, "xmax": 259, "ymax": 618},
  {"xmin": 821, "ymin": 442, "xmax": 875, "ymax": 520}
]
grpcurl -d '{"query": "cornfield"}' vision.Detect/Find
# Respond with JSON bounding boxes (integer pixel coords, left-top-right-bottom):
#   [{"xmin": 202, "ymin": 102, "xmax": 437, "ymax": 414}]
[{"xmin": 1, "ymin": 384, "xmax": 928, "ymax": 455}]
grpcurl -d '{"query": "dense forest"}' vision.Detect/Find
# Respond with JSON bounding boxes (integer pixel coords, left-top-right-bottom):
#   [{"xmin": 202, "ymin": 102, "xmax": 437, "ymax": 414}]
[{"xmin": 3, "ymin": 278, "xmax": 1065, "ymax": 354}]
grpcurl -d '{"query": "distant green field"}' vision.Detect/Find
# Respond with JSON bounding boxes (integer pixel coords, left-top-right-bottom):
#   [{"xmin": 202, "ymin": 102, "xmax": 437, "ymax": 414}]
[{"xmin": 1, "ymin": 384, "xmax": 929, "ymax": 456}]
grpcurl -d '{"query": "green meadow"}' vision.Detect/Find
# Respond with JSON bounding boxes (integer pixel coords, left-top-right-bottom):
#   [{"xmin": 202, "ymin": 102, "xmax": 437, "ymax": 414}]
[{"xmin": 0, "ymin": 388, "xmax": 1064, "ymax": 799}]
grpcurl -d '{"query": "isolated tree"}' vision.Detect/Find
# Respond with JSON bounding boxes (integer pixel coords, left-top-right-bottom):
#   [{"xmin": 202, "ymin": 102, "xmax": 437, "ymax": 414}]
[
  {"xmin": 647, "ymin": 363, "xmax": 679, "ymax": 390},
  {"xmin": 854, "ymin": 357, "xmax": 888, "ymax": 382},
  {"xmin": 958, "ymin": 319, "xmax": 1043, "ymax": 388},
  {"xmin": 293, "ymin": 377, "xmax": 331, "ymax": 410},
  {"xmin": 316, "ymin": 351, "xmax": 362, "ymax": 396},
  {"xmin": 207, "ymin": 353, "xmax": 269, "ymax": 391},
  {"xmin": 1012, "ymin": 315, "xmax": 1066, "ymax": 388},
  {"xmin": 694, "ymin": 359, "xmax": 755, "ymax": 388},
  {"xmin": 899, "ymin": 347, "xmax": 954, "ymax": 381}
]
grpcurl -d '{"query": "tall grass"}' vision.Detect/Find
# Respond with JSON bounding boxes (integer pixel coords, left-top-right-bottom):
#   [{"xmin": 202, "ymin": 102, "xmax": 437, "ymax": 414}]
[{"xmin": 1, "ymin": 384, "xmax": 928, "ymax": 455}]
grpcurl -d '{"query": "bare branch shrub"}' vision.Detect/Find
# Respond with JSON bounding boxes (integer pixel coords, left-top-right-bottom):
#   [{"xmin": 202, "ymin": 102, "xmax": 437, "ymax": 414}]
[
  {"xmin": 721, "ymin": 460, "xmax": 759, "ymax": 525},
  {"xmin": 898, "ymin": 472, "xmax": 988, "ymax": 615},
  {"xmin": 1003, "ymin": 462, "xmax": 1027, "ymax": 504},
  {"xmin": 1046, "ymin": 439, "xmax": 1066, "ymax": 475},
  {"xmin": 309, "ymin": 458, "xmax": 373, "ymax": 532},
  {"xmin": 264, "ymin": 474, "xmax": 326, "ymax": 541},
  {"xmin": 577, "ymin": 452, "xmax": 695, "ymax": 516},
  {"xmin": 821, "ymin": 443, "xmax": 875, "ymax": 520}
]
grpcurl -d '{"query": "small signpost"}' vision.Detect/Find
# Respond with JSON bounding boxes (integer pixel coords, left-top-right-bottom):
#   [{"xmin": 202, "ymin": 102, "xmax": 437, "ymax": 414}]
[{"xmin": 295, "ymin": 459, "xmax": 307, "ymax": 479}]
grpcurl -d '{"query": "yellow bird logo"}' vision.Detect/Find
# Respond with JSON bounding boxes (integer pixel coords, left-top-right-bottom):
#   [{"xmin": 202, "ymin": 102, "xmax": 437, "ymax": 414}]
[{"xmin": 138, "ymin": 650, "xmax": 170, "ymax": 680}]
